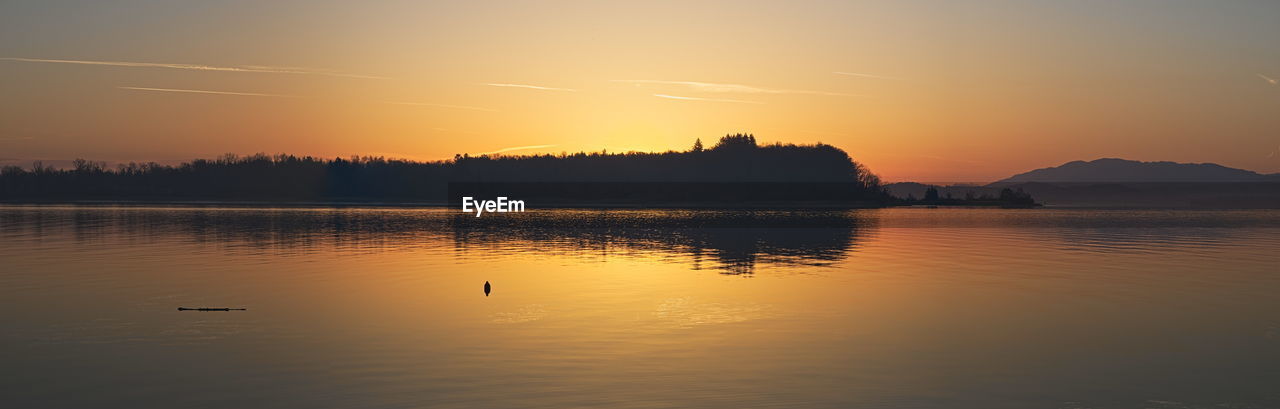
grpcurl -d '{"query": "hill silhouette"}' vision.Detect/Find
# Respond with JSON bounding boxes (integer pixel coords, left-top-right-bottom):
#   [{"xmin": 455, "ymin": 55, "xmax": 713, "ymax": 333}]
[
  {"xmin": 886, "ymin": 157, "xmax": 1280, "ymax": 208},
  {"xmin": 0, "ymin": 134, "xmax": 890, "ymax": 206},
  {"xmin": 885, "ymin": 181, "xmax": 1279, "ymax": 208},
  {"xmin": 998, "ymin": 158, "xmax": 1275, "ymax": 183}
]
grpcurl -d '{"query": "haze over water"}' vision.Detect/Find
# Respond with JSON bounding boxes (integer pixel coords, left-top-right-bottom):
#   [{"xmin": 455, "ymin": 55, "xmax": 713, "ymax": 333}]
[{"xmin": 2, "ymin": 206, "xmax": 1279, "ymax": 409}]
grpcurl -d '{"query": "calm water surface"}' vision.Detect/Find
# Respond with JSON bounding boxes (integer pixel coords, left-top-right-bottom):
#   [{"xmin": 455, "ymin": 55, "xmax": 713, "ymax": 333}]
[{"xmin": 2, "ymin": 206, "xmax": 1279, "ymax": 409}]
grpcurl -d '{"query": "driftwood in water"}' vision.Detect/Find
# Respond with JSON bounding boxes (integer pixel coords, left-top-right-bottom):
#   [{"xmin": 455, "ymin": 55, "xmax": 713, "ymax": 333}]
[{"xmin": 177, "ymin": 307, "xmax": 246, "ymax": 311}]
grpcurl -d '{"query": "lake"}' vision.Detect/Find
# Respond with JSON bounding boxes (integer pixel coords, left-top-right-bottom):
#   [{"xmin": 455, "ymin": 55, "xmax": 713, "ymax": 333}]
[{"xmin": 2, "ymin": 206, "xmax": 1278, "ymax": 409}]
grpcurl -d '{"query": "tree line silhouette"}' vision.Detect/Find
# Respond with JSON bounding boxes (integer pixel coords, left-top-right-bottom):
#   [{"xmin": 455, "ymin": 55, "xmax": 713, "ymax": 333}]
[
  {"xmin": 897, "ymin": 185, "xmax": 1039, "ymax": 208},
  {"xmin": 0, "ymin": 134, "xmax": 890, "ymax": 204}
]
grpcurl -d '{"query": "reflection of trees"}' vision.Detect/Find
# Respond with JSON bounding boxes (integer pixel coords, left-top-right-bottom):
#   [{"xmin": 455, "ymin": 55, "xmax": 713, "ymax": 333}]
[
  {"xmin": 1, "ymin": 207, "xmax": 873, "ymax": 275},
  {"xmin": 451, "ymin": 226, "xmax": 863, "ymax": 275},
  {"xmin": 1, "ymin": 207, "xmax": 452, "ymax": 253},
  {"xmin": 448, "ymin": 210, "xmax": 873, "ymax": 275}
]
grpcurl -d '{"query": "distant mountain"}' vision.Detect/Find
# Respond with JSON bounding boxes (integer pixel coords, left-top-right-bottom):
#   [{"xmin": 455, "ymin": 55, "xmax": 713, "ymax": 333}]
[
  {"xmin": 885, "ymin": 158, "xmax": 1280, "ymax": 208},
  {"xmin": 884, "ymin": 180, "xmax": 1280, "ymax": 208},
  {"xmin": 996, "ymin": 158, "xmax": 1273, "ymax": 183}
]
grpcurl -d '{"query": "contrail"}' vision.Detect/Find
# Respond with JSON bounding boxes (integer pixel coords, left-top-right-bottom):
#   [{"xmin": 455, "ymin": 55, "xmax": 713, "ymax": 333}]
[
  {"xmin": 118, "ymin": 86, "xmax": 303, "ymax": 98},
  {"xmin": 1, "ymin": 57, "xmax": 388, "ymax": 79},
  {"xmin": 611, "ymin": 79, "xmax": 853, "ymax": 96},
  {"xmin": 484, "ymin": 83, "xmax": 576, "ymax": 92},
  {"xmin": 1259, "ymin": 74, "xmax": 1278, "ymax": 85},
  {"xmin": 833, "ymin": 71, "xmax": 901, "ymax": 80},
  {"xmin": 653, "ymin": 94, "xmax": 763, "ymax": 104},
  {"xmin": 478, "ymin": 144, "xmax": 557, "ymax": 155},
  {"xmin": 382, "ymin": 101, "xmax": 499, "ymax": 112}
]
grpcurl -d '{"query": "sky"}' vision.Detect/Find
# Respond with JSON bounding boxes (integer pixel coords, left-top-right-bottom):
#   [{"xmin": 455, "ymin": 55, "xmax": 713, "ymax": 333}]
[{"xmin": 2, "ymin": 0, "xmax": 1279, "ymax": 182}]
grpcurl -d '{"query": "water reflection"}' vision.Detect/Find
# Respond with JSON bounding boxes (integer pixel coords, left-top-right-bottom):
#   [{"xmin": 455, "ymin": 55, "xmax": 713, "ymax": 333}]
[
  {"xmin": 449, "ymin": 210, "xmax": 872, "ymax": 274},
  {"xmin": 3, "ymin": 206, "xmax": 1280, "ymax": 409},
  {"xmin": 0, "ymin": 206, "xmax": 873, "ymax": 275},
  {"xmin": 4, "ymin": 206, "xmax": 1278, "ymax": 275}
]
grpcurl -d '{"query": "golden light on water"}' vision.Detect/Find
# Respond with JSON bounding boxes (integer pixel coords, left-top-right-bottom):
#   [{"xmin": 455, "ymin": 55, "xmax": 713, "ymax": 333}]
[{"xmin": 3, "ymin": 206, "xmax": 1280, "ymax": 407}]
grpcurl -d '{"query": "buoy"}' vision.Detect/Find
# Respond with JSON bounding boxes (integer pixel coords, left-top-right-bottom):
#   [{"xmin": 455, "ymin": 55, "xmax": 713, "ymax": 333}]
[{"xmin": 484, "ymin": 281, "xmax": 491, "ymax": 296}]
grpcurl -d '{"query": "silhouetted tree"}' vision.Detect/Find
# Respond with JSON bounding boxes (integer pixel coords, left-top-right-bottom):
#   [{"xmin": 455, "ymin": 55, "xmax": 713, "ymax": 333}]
[
  {"xmin": 923, "ymin": 186, "xmax": 939, "ymax": 201},
  {"xmin": 0, "ymin": 135, "xmax": 888, "ymax": 204},
  {"xmin": 692, "ymin": 138, "xmax": 704, "ymax": 152},
  {"xmin": 999, "ymin": 187, "xmax": 1035, "ymax": 206},
  {"xmin": 711, "ymin": 133, "xmax": 757, "ymax": 151}
]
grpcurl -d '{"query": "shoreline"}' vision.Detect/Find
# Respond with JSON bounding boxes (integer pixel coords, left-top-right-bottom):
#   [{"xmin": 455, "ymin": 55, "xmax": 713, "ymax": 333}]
[
  {"xmin": 0, "ymin": 199, "xmax": 891, "ymax": 210},
  {"xmin": 2, "ymin": 199, "xmax": 1274, "ymax": 210}
]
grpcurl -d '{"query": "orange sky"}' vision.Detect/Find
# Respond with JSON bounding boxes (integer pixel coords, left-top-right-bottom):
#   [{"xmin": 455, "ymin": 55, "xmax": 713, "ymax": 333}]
[{"xmin": 2, "ymin": 0, "xmax": 1279, "ymax": 182}]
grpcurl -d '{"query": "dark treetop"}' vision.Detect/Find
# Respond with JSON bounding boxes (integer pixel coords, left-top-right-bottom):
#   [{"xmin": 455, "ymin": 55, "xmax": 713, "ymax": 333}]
[{"xmin": 0, "ymin": 134, "xmax": 890, "ymax": 206}]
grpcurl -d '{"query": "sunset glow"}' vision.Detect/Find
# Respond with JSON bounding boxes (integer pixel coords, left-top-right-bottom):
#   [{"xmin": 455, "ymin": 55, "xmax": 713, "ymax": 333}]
[{"xmin": 2, "ymin": 1, "xmax": 1279, "ymax": 181}]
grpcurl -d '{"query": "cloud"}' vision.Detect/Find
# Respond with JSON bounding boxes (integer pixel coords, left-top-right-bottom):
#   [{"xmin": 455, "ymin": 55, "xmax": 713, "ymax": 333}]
[
  {"xmin": 833, "ymin": 71, "xmax": 901, "ymax": 80},
  {"xmin": 382, "ymin": 101, "xmax": 499, "ymax": 112},
  {"xmin": 1259, "ymin": 74, "xmax": 1278, "ymax": 86},
  {"xmin": 478, "ymin": 144, "xmax": 557, "ymax": 155},
  {"xmin": 612, "ymin": 80, "xmax": 853, "ymax": 96},
  {"xmin": 1, "ymin": 57, "xmax": 388, "ymax": 79},
  {"xmin": 653, "ymin": 94, "xmax": 764, "ymax": 104},
  {"xmin": 431, "ymin": 127, "xmax": 483, "ymax": 135},
  {"xmin": 484, "ymin": 83, "xmax": 576, "ymax": 92},
  {"xmin": 918, "ymin": 155, "xmax": 982, "ymax": 165},
  {"xmin": 119, "ymin": 86, "xmax": 303, "ymax": 98}
]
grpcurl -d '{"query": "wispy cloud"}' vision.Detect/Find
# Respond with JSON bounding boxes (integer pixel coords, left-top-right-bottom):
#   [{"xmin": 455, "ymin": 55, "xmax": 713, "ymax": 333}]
[
  {"xmin": 432, "ymin": 127, "xmax": 483, "ymax": 135},
  {"xmin": 1, "ymin": 57, "xmax": 388, "ymax": 79},
  {"xmin": 1259, "ymin": 74, "xmax": 1278, "ymax": 86},
  {"xmin": 653, "ymin": 94, "xmax": 763, "ymax": 104},
  {"xmin": 484, "ymin": 83, "xmax": 576, "ymax": 92},
  {"xmin": 918, "ymin": 155, "xmax": 983, "ymax": 165},
  {"xmin": 478, "ymin": 144, "xmax": 557, "ymax": 155},
  {"xmin": 118, "ymin": 86, "xmax": 303, "ymax": 98},
  {"xmin": 382, "ymin": 101, "xmax": 499, "ymax": 112},
  {"xmin": 613, "ymin": 80, "xmax": 852, "ymax": 96},
  {"xmin": 833, "ymin": 71, "xmax": 901, "ymax": 80}
]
